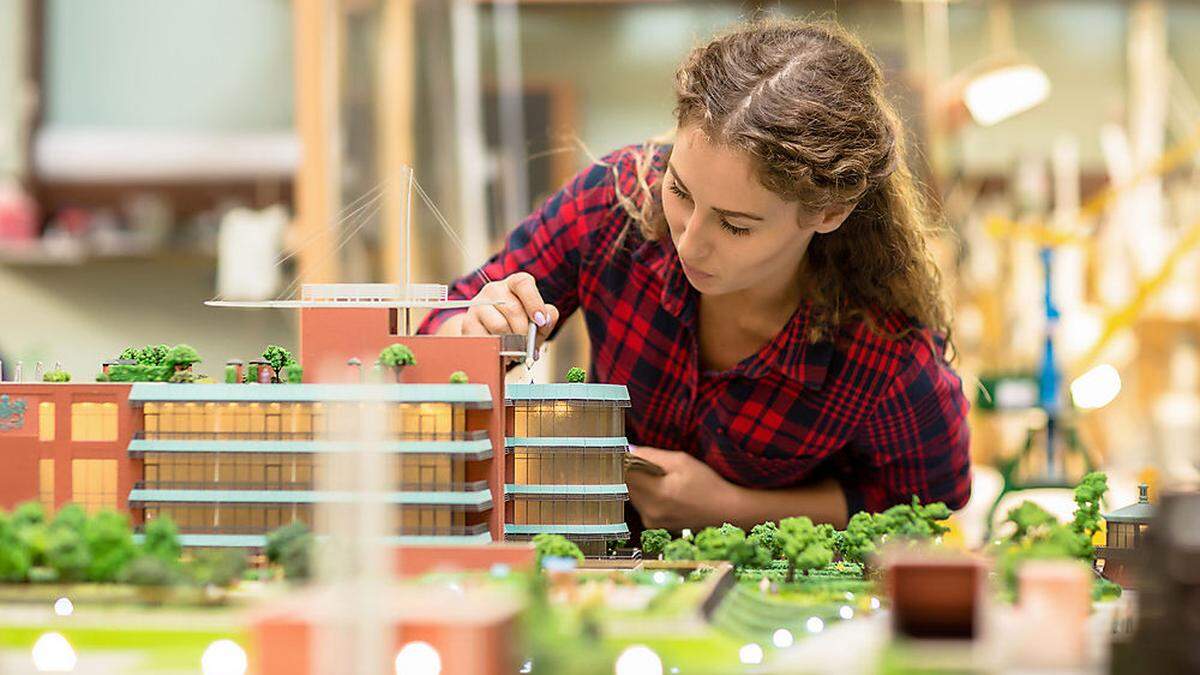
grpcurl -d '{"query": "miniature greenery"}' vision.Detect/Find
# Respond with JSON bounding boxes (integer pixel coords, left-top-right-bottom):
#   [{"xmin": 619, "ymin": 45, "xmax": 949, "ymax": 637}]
[
  {"xmin": 42, "ymin": 369, "xmax": 70, "ymax": 383},
  {"xmin": 565, "ymin": 367, "xmax": 587, "ymax": 383},
  {"xmin": 379, "ymin": 343, "xmax": 416, "ymax": 368},
  {"xmin": 265, "ymin": 522, "xmax": 313, "ymax": 581},
  {"xmin": 449, "ymin": 370, "xmax": 469, "ymax": 384},
  {"xmin": 282, "ymin": 363, "xmax": 303, "ymax": 384},
  {"xmin": 224, "ymin": 365, "xmax": 239, "ymax": 384},
  {"xmin": 100, "ymin": 344, "xmax": 204, "ymax": 382},
  {"xmin": 261, "ymin": 345, "xmax": 296, "ymax": 375},
  {"xmin": 663, "ymin": 538, "xmax": 698, "ymax": 561},
  {"xmin": 640, "ymin": 529, "xmax": 671, "ymax": 559},
  {"xmin": 165, "ymin": 344, "xmax": 201, "ymax": 369},
  {"xmin": 532, "ymin": 533, "xmax": 583, "ymax": 569}
]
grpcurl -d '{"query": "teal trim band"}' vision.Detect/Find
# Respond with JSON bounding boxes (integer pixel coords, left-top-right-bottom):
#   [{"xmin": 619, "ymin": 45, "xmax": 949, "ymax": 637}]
[
  {"xmin": 505, "ymin": 484, "xmax": 628, "ymax": 496},
  {"xmin": 129, "ymin": 488, "xmax": 493, "ymax": 507},
  {"xmin": 129, "ymin": 383, "xmax": 492, "ymax": 405},
  {"xmin": 505, "ymin": 383, "xmax": 630, "ymax": 403},
  {"xmin": 505, "ymin": 436, "xmax": 628, "ymax": 449},
  {"xmin": 504, "ymin": 523, "xmax": 630, "ymax": 536},
  {"xmin": 139, "ymin": 532, "xmax": 496, "ymax": 547},
  {"xmin": 129, "ymin": 438, "xmax": 493, "ymax": 458}
]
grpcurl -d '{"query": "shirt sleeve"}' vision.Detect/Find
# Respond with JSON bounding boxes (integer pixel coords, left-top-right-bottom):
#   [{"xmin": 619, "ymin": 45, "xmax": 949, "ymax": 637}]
[
  {"xmin": 847, "ymin": 336, "xmax": 972, "ymax": 514},
  {"xmin": 417, "ymin": 156, "xmax": 619, "ymax": 336}
]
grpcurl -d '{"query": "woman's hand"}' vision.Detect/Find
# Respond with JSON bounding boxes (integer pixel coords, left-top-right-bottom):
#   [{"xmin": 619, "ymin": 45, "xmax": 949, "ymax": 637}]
[
  {"xmin": 438, "ymin": 272, "xmax": 560, "ymax": 348},
  {"xmin": 625, "ymin": 445, "xmax": 738, "ymax": 530}
]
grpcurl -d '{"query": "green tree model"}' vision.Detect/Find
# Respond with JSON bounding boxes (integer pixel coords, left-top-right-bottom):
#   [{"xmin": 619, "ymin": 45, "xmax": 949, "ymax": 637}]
[
  {"xmin": 85, "ymin": 511, "xmax": 137, "ymax": 583},
  {"xmin": 565, "ymin": 367, "xmax": 587, "ymax": 383},
  {"xmin": 1070, "ymin": 472, "xmax": 1108, "ymax": 548},
  {"xmin": 187, "ymin": 549, "xmax": 247, "ymax": 588},
  {"xmin": 695, "ymin": 525, "xmax": 746, "ymax": 561},
  {"xmin": 261, "ymin": 345, "xmax": 296, "ymax": 375},
  {"xmin": 265, "ymin": 522, "xmax": 310, "ymax": 565},
  {"xmin": 165, "ymin": 344, "xmax": 201, "ymax": 370},
  {"xmin": 282, "ymin": 363, "xmax": 303, "ymax": 384},
  {"xmin": 663, "ymin": 538, "xmax": 698, "ymax": 561},
  {"xmin": 43, "ymin": 370, "xmax": 70, "ymax": 382},
  {"xmin": 449, "ymin": 370, "xmax": 469, "ymax": 384},
  {"xmin": 13, "ymin": 501, "xmax": 46, "ymax": 529},
  {"xmin": 532, "ymin": 533, "xmax": 584, "ymax": 568},
  {"xmin": 730, "ymin": 535, "xmax": 773, "ymax": 571},
  {"xmin": 640, "ymin": 529, "xmax": 671, "ymax": 559},
  {"xmin": 45, "ymin": 526, "xmax": 90, "ymax": 582},
  {"xmin": 750, "ymin": 521, "xmax": 781, "ymax": 559},
  {"xmin": 51, "ymin": 503, "xmax": 87, "ymax": 533},
  {"xmin": 1006, "ymin": 501, "xmax": 1059, "ymax": 541},
  {"xmin": 378, "ymin": 344, "xmax": 417, "ymax": 367},
  {"xmin": 838, "ymin": 512, "xmax": 878, "ymax": 565},
  {"xmin": 142, "ymin": 516, "xmax": 182, "ymax": 565},
  {"xmin": 0, "ymin": 512, "xmax": 31, "ymax": 582},
  {"xmin": 778, "ymin": 516, "xmax": 833, "ymax": 582}
]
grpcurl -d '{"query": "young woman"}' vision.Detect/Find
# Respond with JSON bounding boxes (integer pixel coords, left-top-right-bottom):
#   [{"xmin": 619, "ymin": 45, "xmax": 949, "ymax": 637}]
[{"xmin": 420, "ymin": 19, "xmax": 971, "ymax": 530}]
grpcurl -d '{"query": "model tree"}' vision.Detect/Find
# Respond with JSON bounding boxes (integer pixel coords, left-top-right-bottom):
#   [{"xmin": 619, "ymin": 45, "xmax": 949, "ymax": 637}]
[
  {"xmin": 778, "ymin": 516, "xmax": 833, "ymax": 582},
  {"xmin": 165, "ymin": 344, "xmax": 201, "ymax": 371},
  {"xmin": 838, "ymin": 512, "xmax": 878, "ymax": 565},
  {"xmin": 1070, "ymin": 472, "xmax": 1108, "ymax": 549},
  {"xmin": 640, "ymin": 529, "xmax": 671, "ymax": 559},
  {"xmin": 449, "ymin": 371, "xmax": 469, "ymax": 384},
  {"xmin": 142, "ymin": 516, "xmax": 182, "ymax": 565},
  {"xmin": 731, "ymin": 535, "xmax": 773, "ymax": 571},
  {"xmin": 0, "ymin": 512, "xmax": 31, "ymax": 582},
  {"xmin": 695, "ymin": 524, "xmax": 746, "ymax": 561},
  {"xmin": 261, "ymin": 345, "xmax": 296, "ymax": 375},
  {"xmin": 566, "ymin": 367, "xmax": 587, "ymax": 383},
  {"xmin": 379, "ymin": 344, "xmax": 416, "ymax": 367},
  {"xmin": 43, "ymin": 369, "xmax": 71, "ymax": 382},
  {"xmin": 1006, "ymin": 501, "xmax": 1059, "ymax": 541},
  {"xmin": 84, "ymin": 511, "xmax": 137, "ymax": 583},
  {"xmin": 663, "ymin": 538, "xmax": 698, "ymax": 561},
  {"xmin": 532, "ymin": 533, "xmax": 584, "ymax": 568},
  {"xmin": 46, "ymin": 526, "xmax": 89, "ymax": 582},
  {"xmin": 750, "ymin": 521, "xmax": 781, "ymax": 559},
  {"xmin": 265, "ymin": 522, "xmax": 314, "ymax": 580}
]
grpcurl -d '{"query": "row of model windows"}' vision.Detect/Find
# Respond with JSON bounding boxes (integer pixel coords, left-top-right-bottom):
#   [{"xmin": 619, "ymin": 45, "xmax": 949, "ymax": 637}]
[
  {"xmin": 35, "ymin": 402, "xmax": 119, "ymax": 442},
  {"xmin": 511, "ymin": 497, "xmax": 625, "ymax": 525},
  {"xmin": 36, "ymin": 458, "xmax": 118, "ymax": 514},
  {"xmin": 511, "ymin": 401, "xmax": 625, "ymax": 438},
  {"xmin": 141, "ymin": 504, "xmax": 473, "ymax": 535},
  {"xmin": 510, "ymin": 448, "xmax": 624, "ymax": 485},
  {"xmin": 141, "ymin": 452, "xmax": 468, "ymax": 490},
  {"xmin": 141, "ymin": 402, "xmax": 469, "ymax": 439},
  {"xmin": 1106, "ymin": 522, "xmax": 1148, "ymax": 549}
]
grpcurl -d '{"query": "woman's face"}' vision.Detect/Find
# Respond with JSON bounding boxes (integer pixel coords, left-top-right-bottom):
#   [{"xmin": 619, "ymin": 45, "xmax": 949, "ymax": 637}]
[{"xmin": 662, "ymin": 126, "xmax": 849, "ymax": 298}]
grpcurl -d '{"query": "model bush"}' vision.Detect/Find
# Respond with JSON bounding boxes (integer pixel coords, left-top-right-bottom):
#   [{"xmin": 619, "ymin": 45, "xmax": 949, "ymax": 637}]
[
  {"xmin": 532, "ymin": 533, "xmax": 583, "ymax": 569},
  {"xmin": 0, "ymin": 513, "xmax": 32, "ymax": 582},
  {"xmin": 662, "ymin": 538, "xmax": 698, "ymax": 561},
  {"xmin": 449, "ymin": 370, "xmax": 469, "ymax": 384},
  {"xmin": 187, "ymin": 549, "xmax": 247, "ymax": 588},
  {"xmin": 282, "ymin": 363, "xmax": 303, "ymax": 384},
  {"xmin": 565, "ymin": 367, "xmax": 587, "ymax": 383},
  {"xmin": 694, "ymin": 524, "xmax": 745, "ymax": 561},
  {"xmin": 749, "ymin": 521, "xmax": 781, "ymax": 559},
  {"xmin": 378, "ymin": 343, "xmax": 416, "ymax": 367},
  {"xmin": 142, "ymin": 516, "xmax": 182, "ymax": 565},
  {"xmin": 45, "ymin": 526, "xmax": 90, "ymax": 582},
  {"xmin": 266, "ymin": 522, "xmax": 314, "ymax": 581},
  {"xmin": 225, "ymin": 365, "xmax": 239, "ymax": 384},
  {"xmin": 640, "ymin": 529, "xmax": 671, "ymax": 559},
  {"xmin": 84, "ymin": 511, "xmax": 137, "ymax": 583},
  {"xmin": 165, "ymin": 344, "xmax": 201, "ymax": 370},
  {"xmin": 123, "ymin": 554, "xmax": 177, "ymax": 587},
  {"xmin": 43, "ymin": 369, "xmax": 70, "ymax": 383}
]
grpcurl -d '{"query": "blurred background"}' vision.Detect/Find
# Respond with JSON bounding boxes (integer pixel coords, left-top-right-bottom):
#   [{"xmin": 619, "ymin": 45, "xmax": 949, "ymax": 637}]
[{"xmin": 3, "ymin": 0, "xmax": 1200, "ymax": 540}]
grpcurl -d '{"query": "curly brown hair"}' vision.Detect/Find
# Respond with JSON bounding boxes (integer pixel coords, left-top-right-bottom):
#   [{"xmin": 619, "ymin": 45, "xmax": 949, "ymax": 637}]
[{"xmin": 616, "ymin": 18, "xmax": 952, "ymax": 350}]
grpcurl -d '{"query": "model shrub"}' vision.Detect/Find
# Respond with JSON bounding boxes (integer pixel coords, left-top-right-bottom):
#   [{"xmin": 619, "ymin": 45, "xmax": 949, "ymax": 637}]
[
  {"xmin": 379, "ymin": 343, "xmax": 416, "ymax": 368},
  {"xmin": 565, "ymin": 367, "xmax": 586, "ymax": 383},
  {"xmin": 43, "ymin": 369, "xmax": 70, "ymax": 382}
]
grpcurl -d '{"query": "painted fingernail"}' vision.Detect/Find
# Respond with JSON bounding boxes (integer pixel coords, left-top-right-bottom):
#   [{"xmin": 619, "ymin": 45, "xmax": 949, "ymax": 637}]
[{"xmin": 534, "ymin": 311, "xmax": 547, "ymax": 326}]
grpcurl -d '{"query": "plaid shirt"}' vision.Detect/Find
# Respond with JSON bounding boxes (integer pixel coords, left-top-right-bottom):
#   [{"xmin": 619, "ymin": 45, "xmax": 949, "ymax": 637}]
[{"xmin": 419, "ymin": 145, "xmax": 972, "ymax": 514}]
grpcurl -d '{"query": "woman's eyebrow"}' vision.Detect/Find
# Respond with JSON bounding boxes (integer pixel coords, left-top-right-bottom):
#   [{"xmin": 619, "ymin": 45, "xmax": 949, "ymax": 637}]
[{"xmin": 667, "ymin": 162, "xmax": 765, "ymax": 221}]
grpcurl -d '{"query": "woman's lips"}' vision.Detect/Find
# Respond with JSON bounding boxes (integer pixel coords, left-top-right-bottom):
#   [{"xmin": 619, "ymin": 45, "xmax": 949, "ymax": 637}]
[{"xmin": 681, "ymin": 261, "xmax": 713, "ymax": 280}]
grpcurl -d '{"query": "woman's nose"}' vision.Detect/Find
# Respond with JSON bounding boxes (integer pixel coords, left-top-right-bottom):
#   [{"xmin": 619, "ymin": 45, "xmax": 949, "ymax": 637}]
[{"xmin": 677, "ymin": 214, "xmax": 711, "ymax": 260}]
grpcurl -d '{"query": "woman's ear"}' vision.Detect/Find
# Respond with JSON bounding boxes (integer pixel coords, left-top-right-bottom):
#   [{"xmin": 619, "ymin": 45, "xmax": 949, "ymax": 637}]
[{"xmin": 813, "ymin": 202, "xmax": 855, "ymax": 235}]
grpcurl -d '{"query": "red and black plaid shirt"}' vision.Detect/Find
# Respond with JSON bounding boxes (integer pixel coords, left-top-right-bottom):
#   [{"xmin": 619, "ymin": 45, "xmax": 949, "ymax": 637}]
[{"xmin": 419, "ymin": 145, "xmax": 972, "ymax": 514}]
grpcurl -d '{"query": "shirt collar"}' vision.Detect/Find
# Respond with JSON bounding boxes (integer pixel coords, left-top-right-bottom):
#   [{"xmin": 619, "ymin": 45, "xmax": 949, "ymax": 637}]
[{"xmin": 637, "ymin": 234, "xmax": 832, "ymax": 390}]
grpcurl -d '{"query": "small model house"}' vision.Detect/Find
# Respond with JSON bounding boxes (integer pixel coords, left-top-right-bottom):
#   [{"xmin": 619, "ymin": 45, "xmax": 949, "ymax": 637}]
[
  {"xmin": 1095, "ymin": 483, "xmax": 1154, "ymax": 588},
  {"xmin": 504, "ymin": 382, "xmax": 631, "ymax": 556}
]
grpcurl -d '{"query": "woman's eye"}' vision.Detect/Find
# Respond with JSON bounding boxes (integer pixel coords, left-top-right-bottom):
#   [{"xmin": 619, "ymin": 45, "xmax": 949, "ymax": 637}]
[
  {"xmin": 721, "ymin": 219, "xmax": 750, "ymax": 236},
  {"xmin": 668, "ymin": 183, "xmax": 691, "ymax": 200}
]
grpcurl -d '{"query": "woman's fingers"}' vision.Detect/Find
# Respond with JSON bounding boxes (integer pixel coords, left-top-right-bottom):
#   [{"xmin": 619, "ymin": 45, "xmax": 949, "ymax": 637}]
[
  {"xmin": 535, "ymin": 304, "xmax": 560, "ymax": 348},
  {"xmin": 507, "ymin": 273, "xmax": 550, "ymax": 329}
]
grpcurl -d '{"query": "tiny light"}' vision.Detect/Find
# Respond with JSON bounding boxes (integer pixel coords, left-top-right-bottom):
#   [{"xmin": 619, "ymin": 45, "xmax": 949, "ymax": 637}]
[
  {"xmin": 395, "ymin": 641, "xmax": 442, "ymax": 675},
  {"xmin": 839, "ymin": 605, "xmax": 854, "ymax": 620},
  {"xmin": 201, "ymin": 640, "xmax": 248, "ymax": 675},
  {"xmin": 652, "ymin": 571, "xmax": 668, "ymax": 585},
  {"xmin": 738, "ymin": 643, "xmax": 764, "ymax": 665},
  {"xmin": 614, "ymin": 645, "xmax": 663, "ymax": 675},
  {"xmin": 843, "ymin": 591, "xmax": 854, "ymax": 601},
  {"xmin": 31, "ymin": 632, "xmax": 77, "ymax": 672},
  {"xmin": 519, "ymin": 660, "xmax": 533, "ymax": 673},
  {"xmin": 806, "ymin": 617, "xmax": 824, "ymax": 634},
  {"xmin": 1070, "ymin": 364, "xmax": 1122, "ymax": 410},
  {"xmin": 870, "ymin": 597, "xmax": 881, "ymax": 610},
  {"xmin": 53, "ymin": 598, "xmax": 73, "ymax": 617},
  {"xmin": 772, "ymin": 628, "xmax": 794, "ymax": 648},
  {"xmin": 490, "ymin": 563, "xmax": 512, "ymax": 578}
]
